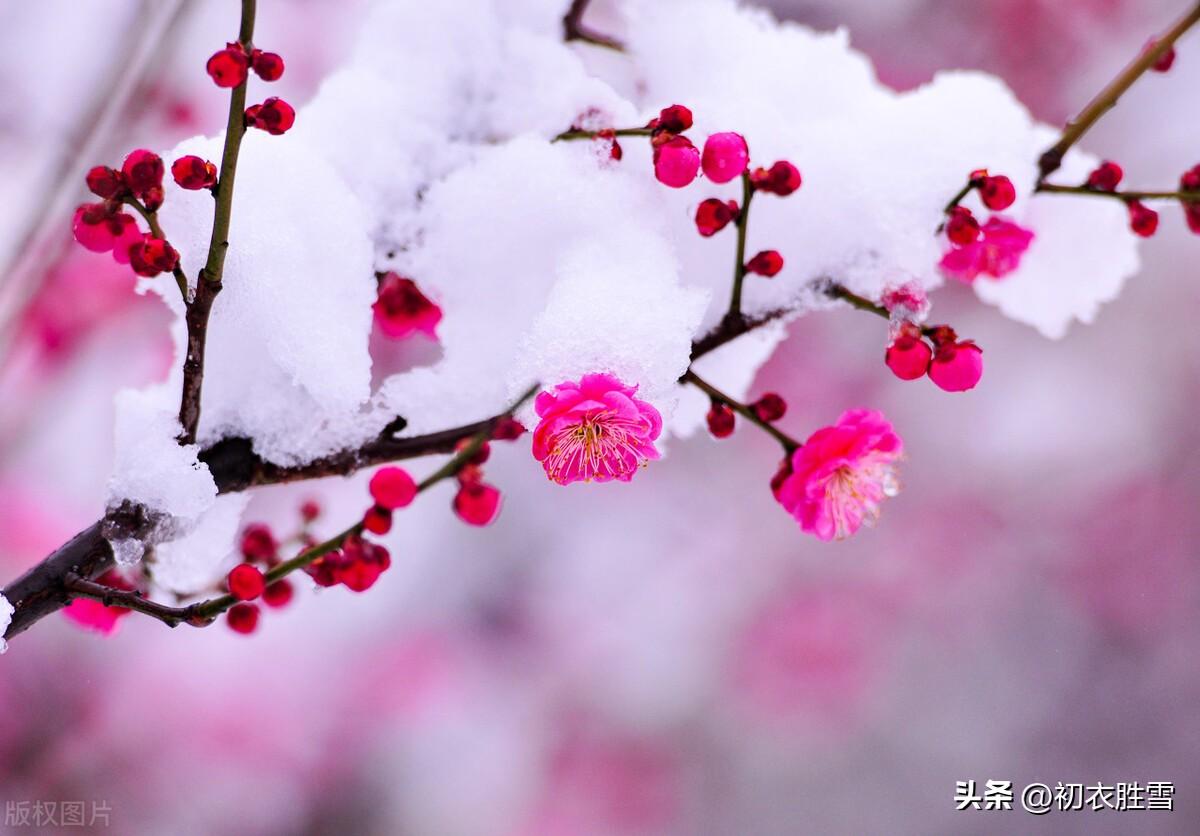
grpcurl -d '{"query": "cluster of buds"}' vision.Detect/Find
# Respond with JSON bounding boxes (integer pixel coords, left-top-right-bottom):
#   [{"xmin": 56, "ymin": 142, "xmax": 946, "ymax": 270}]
[
  {"xmin": 224, "ymin": 515, "xmax": 311, "ymax": 633},
  {"xmin": 73, "ymin": 149, "xmax": 180, "ymax": 278},
  {"xmin": 886, "ymin": 323, "xmax": 982, "ymax": 392},
  {"xmin": 373, "ymin": 272, "xmax": 443, "ymax": 340},
  {"xmin": 688, "ymin": 124, "xmax": 801, "ymax": 283},
  {"xmin": 940, "ymin": 169, "xmax": 1034, "ymax": 283},
  {"xmin": 304, "ymin": 536, "xmax": 393, "ymax": 595},
  {"xmin": 706, "ymin": 393, "xmax": 787, "ymax": 439},
  {"xmin": 206, "ymin": 41, "xmax": 294, "ymax": 134},
  {"xmin": 451, "ymin": 416, "xmax": 528, "ymax": 525},
  {"xmin": 943, "ymin": 170, "xmax": 1016, "ymax": 248}
]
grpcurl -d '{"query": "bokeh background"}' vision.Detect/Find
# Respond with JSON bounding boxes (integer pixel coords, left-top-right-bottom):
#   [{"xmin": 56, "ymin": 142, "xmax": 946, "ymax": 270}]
[{"xmin": 1, "ymin": 1, "xmax": 1198, "ymax": 834}]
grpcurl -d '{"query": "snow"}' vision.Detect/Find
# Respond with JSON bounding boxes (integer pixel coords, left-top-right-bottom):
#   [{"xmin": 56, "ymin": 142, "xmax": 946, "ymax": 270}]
[
  {"xmin": 108, "ymin": 387, "xmax": 215, "ymax": 523},
  {"xmin": 152, "ymin": 494, "xmax": 250, "ymax": 596},
  {"xmin": 99, "ymin": 0, "xmax": 1143, "ymax": 595},
  {"xmin": 154, "ymin": 132, "xmax": 378, "ymax": 466},
  {"xmin": 0, "ymin": 592, "xmax": 11, "ymax": 654}
]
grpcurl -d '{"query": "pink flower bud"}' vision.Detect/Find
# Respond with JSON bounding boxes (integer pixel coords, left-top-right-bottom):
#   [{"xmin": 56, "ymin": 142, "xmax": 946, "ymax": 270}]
[
  {"xmin": 453, "ymin": 481, "xmax": 502, "ymax": 526},
  {"xmin": 695, "ymin": 198, "xmax": 739, "ymax": 237},
  {"xmin": 369, "ymin": 467, "xmax": 416, "ymax": 510},
  {"xmin": 928, "ymin": 341, "xmax": 983, "ymax": 392},
  {"xmin": 885, "ymin": 333, "xmax": 933, "ymax": 381},
  {"xmin": 979, "ymin": 175, "xmax": 1016, "ymax": 211},
  {"xmin": 701, "ymin": 132, "xmax": 749, "ymax": 184},
  {"xmin": 1127, "ymin": 201, "xmax": 1159, "ymax": 237},
  {"xmin": 653, "ymin": 136, "xmax": 700, "ymax": 188},
  {"xmin": 373, "ymin": 273, "xmax": 442, "ymax": 340}
]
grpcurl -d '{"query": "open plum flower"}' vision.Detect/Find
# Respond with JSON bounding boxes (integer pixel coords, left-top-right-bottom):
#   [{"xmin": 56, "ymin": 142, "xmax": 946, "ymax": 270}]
[
  {"xmin": 773, "ymin": 410, "xmax": 903, "ymax": 541},
  {"xmin": 939, "ymin": 216, "xmax": 1034, "ymax": 283},
  {"xmin": 532, "ymin": 373, "xmax": 663, "ymax": 485}
]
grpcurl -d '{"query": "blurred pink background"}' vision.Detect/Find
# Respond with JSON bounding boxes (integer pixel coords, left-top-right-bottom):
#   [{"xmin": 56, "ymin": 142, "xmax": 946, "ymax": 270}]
[{"xmin": 1, "ymin": 1, "xmax": 1198, "ymax": 833}]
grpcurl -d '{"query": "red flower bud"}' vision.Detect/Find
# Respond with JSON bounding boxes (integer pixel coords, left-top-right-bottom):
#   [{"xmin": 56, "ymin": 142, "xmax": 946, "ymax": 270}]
[
  {"xmin": 1086, "ymin": 161, "xmax": 1123, "ymax": 192},
  {"xmin": 979, "ymin": 175, "xmax": 1016, "ymax": 211},
  {"xmin": 250, "ymin": 49, "xmax": 285, "ymax": 81},
  {"xmin": 751, "ymin": 393, "xmax": 787, "ymax": 422},
  {"xmin": 226, "ymin": 602, "xmax": 260, "ymax": 634},
  {"xmin": 706, "ymin": 403, "xmax": 735, "ymax": 438},
  {"xmin": 694, "ymin": 198, "xmax": 739, "ymax": 237},
  {"xmin": 746, "ymin": 250, "xmax": 784, "ymax": 277},
  {"xmin": 206, "ymin": 44, "xmax": 249, "ymax": 88},
  {"xmin": 245, "ymin": 97, "xmax": 296, "ymax": 135},
  {"xmin": 945, "ymin": 206, "xmax": 981, "ymax": 246},
  {"xmin": 227, "ymin": 564, "xmax": 266, "ymax": 601},
  {"xmin": 171, "ymin": 155, "xmax": 218, "ymax": 190},
  {"xmin": 1127, "ymin": 201, "xmax": 1159, "ymax": 237}
]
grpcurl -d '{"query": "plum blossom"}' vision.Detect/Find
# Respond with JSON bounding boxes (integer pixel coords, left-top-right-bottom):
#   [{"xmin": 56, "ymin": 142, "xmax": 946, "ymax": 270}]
[
  {"xmin": 61, "ymin": 570, "xmax": 135, "ymax": 635},
  {"xmin": 373, "ymin": 273, "xmax": 442, "ymax": 339},
  {"xmin": 774, "ymin": 410, "xmax": 903, "ymax": 541},
  {"xmin": 532, "ymin": 373, "xmax": 662, "ymax": 485},
  {"xmin": 939, "ymin": 217, "xmax": 1034, "ymax": 283}
]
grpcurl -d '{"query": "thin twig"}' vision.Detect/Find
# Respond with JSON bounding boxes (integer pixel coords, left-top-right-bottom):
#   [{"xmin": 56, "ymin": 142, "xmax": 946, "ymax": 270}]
[
  {"xmin": 178, "ymin": 0, "xmax": 257, "ymax": 444},
  {"xmin": 55, "ymin": 384, "xmax": 541, "ymax": 631},
  {"xmin": 824, "ymin": 282, "xmax": 939, "ymax": 338},
  {"xmin": 1037, "ymin": 2, "xmax": 1200, "ymax": 182},
  {"xmin": 1035, "ymin": 182, "xmax": 1200, "ymax": 203},
  {"xmin": 681, "ymin": 369, "xmax": 801, "ymax": 452},
  {"xmin": 727, "ymin": 172, "xmax": 755, "ymax": 320},
  {"xmin": 124, "ymin": 197, "xmax": 190, "ymax": 300},
  {"xmin": 562, "ymin": 0, "xmax": 624, "ymax": 51}
]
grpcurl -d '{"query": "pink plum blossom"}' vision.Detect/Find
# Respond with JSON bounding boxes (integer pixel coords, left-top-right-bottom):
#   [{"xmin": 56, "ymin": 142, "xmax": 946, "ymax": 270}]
[
  {"xmin": 372, "ymin": 272, "xmax": 442, "ymax": 339},
  {"xmin": 532, "ymin": 373, "xmax": 662, "ymax": 485},
  {"xmin": 774, "ymin": 410, "xmax": 903, "ymax": 541},
  {"xmin": 939, "ymin": 216, "xmax": 1033, "ymax": 283}
]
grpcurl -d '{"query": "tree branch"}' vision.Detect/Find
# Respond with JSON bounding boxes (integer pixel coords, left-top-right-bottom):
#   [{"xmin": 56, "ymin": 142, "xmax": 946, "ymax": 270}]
[
  {"xmin": 1037, "ymin": 2, "xmax": 1200, "ymax": 182},
  {"xmin": 562, "ymin": 0, "xmax": 624, "ymax": 51},
  {"xmin": 2, "ymin": 305, "xmax": 785, "ymax": 644}
]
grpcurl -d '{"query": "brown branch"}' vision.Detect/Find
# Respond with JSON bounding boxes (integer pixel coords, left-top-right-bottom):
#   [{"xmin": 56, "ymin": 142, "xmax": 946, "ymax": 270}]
[
  {"xmin": 1037, "ymin": 2, "xmax": 1200, "ymax": 182},
  {"xmin": 563, "ymin": 0, "xmax": 624, "ymax": 51},
  {"xmin": 179, "ymin": 0, "xmax": 257, "ymax": 444},
  {"xmin": 3, "ymin": 304, "xmax": 785, "ymax": 644},
  {"xmin": 45, "ymin": 386, "xmax": 539, "ymax": 632}
]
